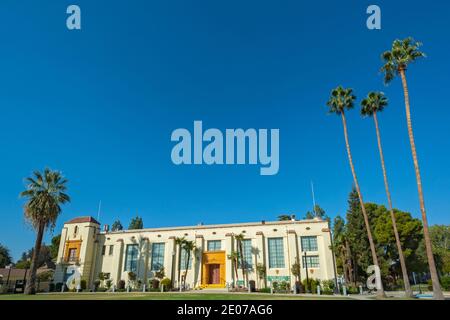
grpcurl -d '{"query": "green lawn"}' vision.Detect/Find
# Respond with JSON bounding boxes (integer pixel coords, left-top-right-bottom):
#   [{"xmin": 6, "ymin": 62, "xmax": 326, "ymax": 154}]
[{"xmin": 0, "ymin": 292, "xmax": 352, "ymax": 300}]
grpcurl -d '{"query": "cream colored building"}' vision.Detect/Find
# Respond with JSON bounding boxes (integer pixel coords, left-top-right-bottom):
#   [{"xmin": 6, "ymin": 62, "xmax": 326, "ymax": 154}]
[{"xmin": 54, "ymin": 216, "xmax": 336, "ymax": 289}]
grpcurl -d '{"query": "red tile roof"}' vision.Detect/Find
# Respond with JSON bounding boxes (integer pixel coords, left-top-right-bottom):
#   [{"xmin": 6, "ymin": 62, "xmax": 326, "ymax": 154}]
[{"xmin": 65, "ymin": 216, "xmax": 100, "ymax": 225}]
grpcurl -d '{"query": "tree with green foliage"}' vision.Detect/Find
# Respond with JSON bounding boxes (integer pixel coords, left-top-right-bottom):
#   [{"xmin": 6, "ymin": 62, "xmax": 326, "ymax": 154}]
[
  {"xmin": 0, "ymin": 244, "xmax": 12, "ymax": 268},
  {"xmin": 373, "ymin": 206, "xmax": 423, "ymax": 286},
  {"xmin": 111, "ymin": 220, "xmax": 123, "ymax": 231},
  {"xmin": 227, "ymin": 251, "xmax": 240, "ymax": 287},
  {"xmin": 417, "ymin": 225, "xmax": 450, "ymax": 276},
  {"xmin": 381, "ymin": 37, "xmax": 443, "ymax": 300},
  {"xmin": 326, "ymin": 86, "xmax": 385, "ymax": 297},
  {"xmin": 305, "ymin": 205, "xmax": 328, "ymax": 220},
  {"xmin": 361, "ymin": 91, "xmax": 413, "ymax": 297},
  {"xmin": 181, "ymin": 240, "xmax": 195, "ymax": 289},
  {"xmin": 331, "ymin": 215, "xmax": 353, "ymax": 284},
  {"xmin": 16, "ymin": 245, "xmax": 54, "ymax": 269},
  {"xmin": 49, "ymin": 234, "xmax": 61, "ymax": 260},
  {"xmin": 234, "ymin": 233, "xmax": 248, "ymax": 286},
  {"xmin": 20, "ymin": 168, "xmax": 70, "ymax": 295},
  {"xmin": 277, "ymin": 215, "xmax": 291, "ymax": 221},
  {"xmin": 128, "ymin": 216, "xmax": 143, "ymax": 230}
]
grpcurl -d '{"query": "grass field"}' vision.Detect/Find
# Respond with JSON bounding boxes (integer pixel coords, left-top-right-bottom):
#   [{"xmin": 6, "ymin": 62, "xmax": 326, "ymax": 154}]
[{"xmin": 0, "ymin": 292, "xmax": 354, "ymax": 300}]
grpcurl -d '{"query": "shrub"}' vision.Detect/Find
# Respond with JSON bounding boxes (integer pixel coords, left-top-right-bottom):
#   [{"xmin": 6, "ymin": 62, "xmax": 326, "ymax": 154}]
[
  {"xmin": 302, "ymin": 278, "xmax": 320, "ymax": 294},
  {"xmin": 49, "ymin": 282, "xmax": 55, "ymax": 292},
  {"xmin": 258, "ymin": 287, "xmax": 271, "ymax": 293},
  {"xmin": 106, "ymin": 279, "xmax": 112, "ymax": 289},
  {"xmin": 150, "ymin": 279, "xmax": 160, "ymax": 289},
  {"xmin": 160, "ymin": 278, "xmax": 172, "ymax": 291},
  {"xmin": 94, "ymin": 280, "xmax": 101, "ymax": 290},
  {"xmin": 117, "ymin": 280, "xmax": 126, "ymax": 290},
  {"xmin": 55, "ymin": 282, "xmax": 64, "ymax": 292},
  {"xmin": 440, "ymin": 276, "xmax": 450, "ymax": 291},
  {"xmin": 80, "ymin": 280, "xmax": 87, "ymax": 290},
  {"xmin": 128, "ymin": 272, "xmax": 137, "ymax": 281},
  {"xmin": 347, "ymin": 285, "xmax": 359, "ymax": 294},
  {"xmin": 322, "ymin": 280, "xmax": 335, "ymax": 294}
]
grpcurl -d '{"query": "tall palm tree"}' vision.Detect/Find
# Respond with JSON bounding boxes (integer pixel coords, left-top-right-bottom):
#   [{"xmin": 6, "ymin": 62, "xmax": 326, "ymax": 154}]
[
  {"xmin": 234, "ymin": 233, "xmax": 248, "ymax": 287},
  {"xmin": 326, "ymin": 86, "xmax": 385, "ymax": 297},
  {"xmin": 381, "ymin": 37, "xmax": 444, "ymax": 300},
  {"xmin": 181, "ymin": 240, "xmax": 195, "ymax": 289},
  {"xmin": 20, "ymin": 168, "xmax": 70, "ymax": 294},
  {"xmin": 227, "ymin": 251, "xmax": 240, "ymax": 287},
  {"xmin": 361, "ymin": 91, "xmax": 413, "ymax": 297},
  {"xmin": 174, "ymin": 236, "xmax": 186, "ymax": 288}
]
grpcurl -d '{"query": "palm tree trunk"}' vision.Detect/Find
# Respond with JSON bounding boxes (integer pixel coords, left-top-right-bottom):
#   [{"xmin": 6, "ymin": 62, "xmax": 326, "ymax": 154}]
[
  {"xmin": 373, "ymin": 111, "xmax": 413, "ymax": 297},
  {"xmin": 183, "ymin": 251, "xmax": 190, "ymax": 289},
  {"xmin": 341, "ymin": 112, "xmax": 386, "ymax": 297},
  {"xmin": 399, "ymin": 68, "xmax": 444, "ymax": 300},
  {"xmin": 25, "ymin": 221, "xmax": 45, "ymax": 295},
  {"xmin": 177, "ymin": 245, "xmax": 181, "ymax": 287},
  {"xmin": 238, "ymin": 242, "xmax": 247, "ymax": 287}
]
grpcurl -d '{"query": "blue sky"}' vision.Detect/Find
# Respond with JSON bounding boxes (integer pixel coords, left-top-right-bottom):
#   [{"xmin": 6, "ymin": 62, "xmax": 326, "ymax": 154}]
[{"xmin": 1, "ymin": 0, "xmax": 449, "ymax": 261}]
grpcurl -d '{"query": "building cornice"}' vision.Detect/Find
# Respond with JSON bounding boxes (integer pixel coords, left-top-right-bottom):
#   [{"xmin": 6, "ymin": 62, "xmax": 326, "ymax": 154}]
[{"xmin": 99, "ymin": 219, "xmax": 327, "ymax": 235}]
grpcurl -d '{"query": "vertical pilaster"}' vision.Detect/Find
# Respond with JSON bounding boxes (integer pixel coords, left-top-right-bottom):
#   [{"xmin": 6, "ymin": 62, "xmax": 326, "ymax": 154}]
[
  {"xmin": 255, "ymin": 231, "xmax": 265, "ymax": 289},
  {"xmin": 166, "ymin": 237, "xmax": 176, "ymax": 286},
  {"xmin": 287, "ymin": 230, "xmax": 299, "ymax": 288},
  {"xmin": 194, "ymin": 235, "xmax": 204, "ymax": 288},
  {"xmin": 112, "ymin": 239, "xmax": 124, "ymax": 285},
  {"xmin": 225, "ymin": 233, "xmax": 234, "ymax": 286}
]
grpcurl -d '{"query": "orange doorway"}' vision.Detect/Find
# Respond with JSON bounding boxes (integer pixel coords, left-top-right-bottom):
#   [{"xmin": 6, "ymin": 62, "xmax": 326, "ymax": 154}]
[
  {"xmin": 208, "ymin": 264, "xmax": 221, "ymax": 284},
  {"xmin": 201, "ymin": 251, "xmax": 226, "ymax": 288}
]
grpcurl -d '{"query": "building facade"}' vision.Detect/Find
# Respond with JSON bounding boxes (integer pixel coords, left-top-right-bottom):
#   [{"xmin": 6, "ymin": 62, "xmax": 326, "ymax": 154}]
[{"xmin": 54, "ymin": 216, "xmax": 336, "ymax": 289}]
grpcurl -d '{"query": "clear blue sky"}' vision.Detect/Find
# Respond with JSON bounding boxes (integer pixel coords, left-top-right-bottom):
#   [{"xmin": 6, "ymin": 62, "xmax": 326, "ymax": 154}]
[{"xmin": 1, "ymin": 0, "xmax": 449, "ymax": 261}]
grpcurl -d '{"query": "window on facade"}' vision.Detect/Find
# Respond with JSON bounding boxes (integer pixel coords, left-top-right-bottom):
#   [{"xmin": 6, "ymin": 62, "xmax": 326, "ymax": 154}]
[
  {"xmin": 109, "ymin": 245, "xmax": 114, "ymax": 256},
  {"xmin": 179, "ymin": 248, "xmax": 192, "ymax": 270},
  {"xmin": 73, "ymin": 226, "xmax": 78, "ymax": 236},
  {"xmin": 151, "ymin": 243, "xmax": 165, "ymax": 271},
  {"xmin": 302, "ymin": 255, "xmax": 320, "ymax": 268},
  {"xmin": 68, "ymin": 248, "xmax": 77, "ymax": 261},
  {"xmin": 301, "ymin": 236, "xmax": 318, "ymax": 251},
  {"xmin": 268, "ymin": 237, "xmax": 285, "ymax": 268},
  {"xmin": 101, "ymin": 245, "xmax": 106, "ymax": 255},
  {"xmin": 124, "ymin": 244, "xmax": 139, "ymax": 272},
  {"xmin": 238, "ymin": 239, "xmax": 253, "ymax": 269},
  {"xmin": 207, "ymin": 240, "xmax": 221, "ymax": 251}
]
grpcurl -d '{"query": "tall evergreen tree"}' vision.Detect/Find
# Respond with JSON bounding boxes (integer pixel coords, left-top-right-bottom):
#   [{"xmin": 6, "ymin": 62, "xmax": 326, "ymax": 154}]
[{"xmin": 128, "ymin": 216, "xmax": 143, "ymax": 230}]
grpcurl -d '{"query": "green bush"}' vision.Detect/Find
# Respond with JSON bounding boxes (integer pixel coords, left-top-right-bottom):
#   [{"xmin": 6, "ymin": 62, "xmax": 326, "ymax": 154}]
[
  {"xmin": 150, "ymin": 279, "xmax": 160, "ymax": 289},
  {"xmin": 258, "ymin": 287, "xmax": 271, "ymax": 293},
  {"xmin": 105, "ymin": 279, "xmax": 112, "ymax": 289},
  {"xmin": 302, "ymin": 278, "xmax": 320, "ymax": 294},
  {"xmin": 80, "ymin": 280, "xmax": 87, "ymax": 290},
  {"xmin": 160, "ymin": 278, "xmax": 172, "ymax": 291},
  {"xmin": 440, "ymin": 276, "xmax": 450, "ymax": 291},
  {"xmin": 322, "ymin": 280, "xmax": 335, "ymax": 293},
  {"xmin": 347, "ymin": 285, "xmax": 359, "ymax": 294}
]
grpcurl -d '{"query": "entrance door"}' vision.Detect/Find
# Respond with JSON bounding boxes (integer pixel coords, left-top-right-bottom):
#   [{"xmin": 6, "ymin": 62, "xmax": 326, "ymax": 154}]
[{"xmin": 208, "ymin": 264, "xmax": 220, "ymax": 284}]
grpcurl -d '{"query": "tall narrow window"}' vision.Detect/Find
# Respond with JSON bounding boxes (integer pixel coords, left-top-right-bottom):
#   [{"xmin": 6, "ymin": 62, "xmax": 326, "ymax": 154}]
[
  {"xmin": 239, "ymin": 239, "xmax": 253, "ymax": 269},
  {"xmin": 207, "ymin": 240, "xmax": 221, "ymax": 251},
  {"xmin": 124, "ymin": 244, "xmax": 139, "ymax": 272},
  {"xmin": 268, "ymin": 237, "xmax": 285, "ymax": 268},
  {"xmin": 301, "ymin": 236, "xmax": 318, "ymax": 251},
  {"xmin": 179, "ymin": 248, "xmax": 193, "ymax": 270},
  {"xmin": 101, "ymin": 245, "xmax": 106, "ymax": 255},
  {"xmin": 151, "ymin": 243, "xmax": 165, "ymax": 271},
  {"xmin": 109, "ymin": 245, "xmax": 114, "ymax": 256}
]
